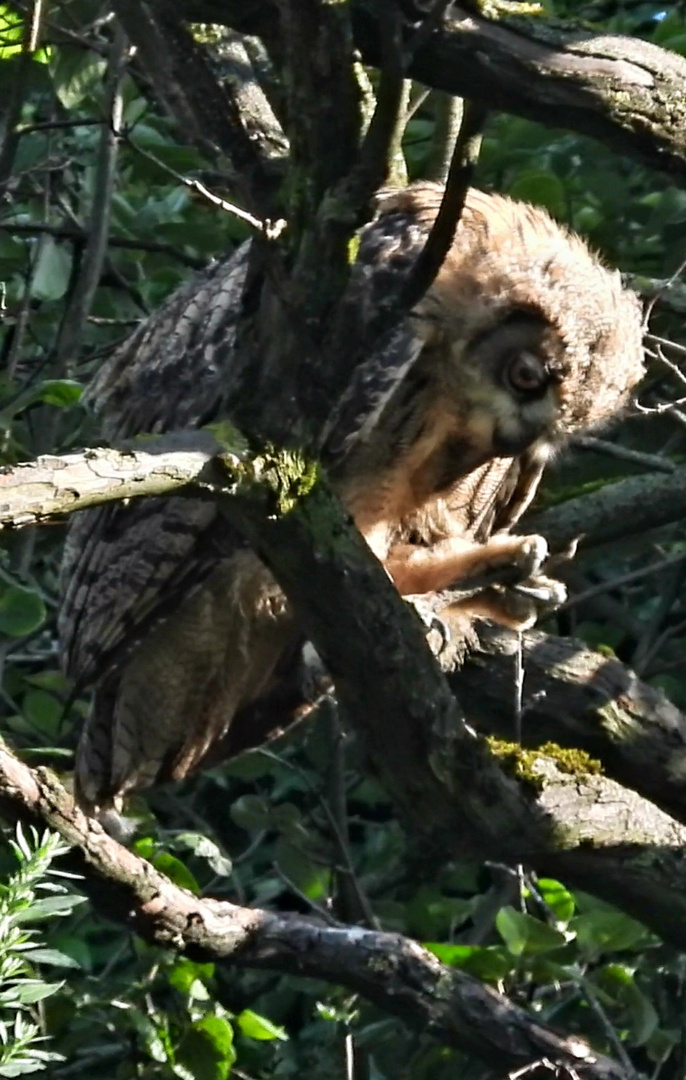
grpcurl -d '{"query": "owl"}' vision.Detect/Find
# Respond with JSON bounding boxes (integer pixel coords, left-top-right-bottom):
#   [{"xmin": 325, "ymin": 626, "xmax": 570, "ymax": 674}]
[{"xmin": 59, "ymin": 182, "xmax": 645, "ymax": 809}]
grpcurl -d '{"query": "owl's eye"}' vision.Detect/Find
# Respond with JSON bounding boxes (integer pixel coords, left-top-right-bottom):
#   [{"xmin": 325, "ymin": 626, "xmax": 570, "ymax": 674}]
[{"xmin": 505, "ymin": 351, "xmax": 547, "ymax": 394}]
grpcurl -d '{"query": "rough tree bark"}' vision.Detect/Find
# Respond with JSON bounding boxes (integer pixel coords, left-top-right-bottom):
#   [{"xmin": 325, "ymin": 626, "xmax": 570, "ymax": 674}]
[
  {"xmin": 3, "ymin": 2, "xmax": 684, "ymax": 1075},
  {"xmin": 178, "ymin": 0, "xmax": 686, "ymax": 183}
]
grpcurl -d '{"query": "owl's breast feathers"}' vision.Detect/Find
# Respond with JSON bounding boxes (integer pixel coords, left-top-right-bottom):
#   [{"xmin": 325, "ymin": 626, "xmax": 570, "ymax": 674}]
[{"xmin": 59, "ymin": 182, "xmax": 645, "ymax": 806}]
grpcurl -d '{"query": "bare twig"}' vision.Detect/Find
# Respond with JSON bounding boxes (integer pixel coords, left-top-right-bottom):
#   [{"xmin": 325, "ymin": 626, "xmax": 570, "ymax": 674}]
[
  {"xmin": 0, "ymin": 222, "xmax": 206, "ymax": 268},
  {"xmin": 55, "ymin": 24, "xmax": 128, "ymax": 374},
  {"xmin": 354, "ymin": 0, "xmax": 406, "ymax": 199},
  {"xmin": 557, "ymin": 552, "xmax": 686, "ymax": 613},
  {"xmin": 400, "ymin": 98, "xmax": 487, "ymax": 313},
  {"xmin": 123, "ymin": 134, "xmax": 286, "ymax": 238},
  {"xmin": 425, "ymin": 92, "xmax": 464, "ymax": 183},
  {"xmin": 642, "ymin": 252, "xmax": 686, "ymax": 330},
  {"xmin": 324, "ymin": 704, "xmax": 380, "ymax": 929},
  {"xmin": 571, "ymin": 436, "xmax": 675, "ymax": 474},
  {"xmin": 577, "ymin": 977, "xmax": 640, "ymax": 1080},
  {"xmin": 0, "ymin": 0, "xmax": 44, "ymax": 194},
  {"xmin": 111, "ymin": 0, "xmax": 273, "ymax": 213}
]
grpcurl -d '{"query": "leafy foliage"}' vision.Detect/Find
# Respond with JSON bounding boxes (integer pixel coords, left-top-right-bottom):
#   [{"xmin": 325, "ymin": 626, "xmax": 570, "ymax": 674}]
[
  {"xmin": 0, "ymin": 825, "xmax": 82, "ymax": 1076},
  {"xmin": 0, "ymin": 0, "xmax": 686, "ymax": 1077}
]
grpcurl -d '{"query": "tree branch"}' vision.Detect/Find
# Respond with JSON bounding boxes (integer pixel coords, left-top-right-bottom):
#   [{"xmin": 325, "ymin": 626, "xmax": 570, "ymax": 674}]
[
  {"xmin": 524, "ymin": 465, "xmax": 686, "ymax": 553},
  {"xmin": 456, "ymin": 623, "xmax": 686, "ymax": 829},
  {"xmin": 180, "ymin": 0, "xmax": 686, "ymax": 183},
  {"xmin": 0, "ymin": 433, "xmax": 220, "ymax": 528},
  {"xmin": 0, "ymin": 222, "xmax": 206, "ymax": 268},
  {"xmin": 0, "ymin": 740, "xmax": 633, "ymax": 1080},
  {"xmin": 110, "ymin": 1, "xmax": 275, "ymax": 214}
]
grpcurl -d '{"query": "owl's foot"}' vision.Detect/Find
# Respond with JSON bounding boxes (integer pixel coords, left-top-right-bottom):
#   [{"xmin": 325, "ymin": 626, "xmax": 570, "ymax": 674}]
[
  {"xmin": 387, "ymin": 531, "xmax": 551, "ymax": 596},
  {"xmin": 455, "ymin": 573, "xmax": 567, "ymax": 631}
]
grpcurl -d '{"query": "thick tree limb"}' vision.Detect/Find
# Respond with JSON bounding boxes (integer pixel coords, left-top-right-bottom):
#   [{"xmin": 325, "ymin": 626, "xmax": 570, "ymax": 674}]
[
  {"xmin": 525, "ymin": 465, "xmax": 686, "ymax": 552},
  {"xmin": 0, "ymin": 742, "xmax": 628, "ymax": 1080},
  {"xmin": 0, "ymin": 433, "xmax": 220, "ymax": 528},
  {"xmin": 180, "ymin": 0, "xmax": 686, "ymax": 183},
  {"xmin": 457, "ymin": 624, "xmax": 686, "ymax": 828}
]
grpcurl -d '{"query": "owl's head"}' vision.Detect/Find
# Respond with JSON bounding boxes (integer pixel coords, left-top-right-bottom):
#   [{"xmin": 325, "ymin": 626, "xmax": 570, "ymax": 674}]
[{"xmin": 378, "ymin": 184, "xmax": 645, "ymax": 464}]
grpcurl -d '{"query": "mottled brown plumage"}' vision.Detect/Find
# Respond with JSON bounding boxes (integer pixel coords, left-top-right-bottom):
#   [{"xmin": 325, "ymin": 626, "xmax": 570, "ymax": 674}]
[{"xmin": 60, "ymin": 182, "xmax": 645, "ymax": 808}]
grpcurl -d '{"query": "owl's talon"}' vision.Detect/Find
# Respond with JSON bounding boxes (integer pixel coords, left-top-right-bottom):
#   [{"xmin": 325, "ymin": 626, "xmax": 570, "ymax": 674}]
[
  {"xmin": 513, "ymin": 576, "xmax": 567, "ymax": 607},
  {"xmin": 408, "ymin": 596, "xmax": 451, "ymax": 651},
  {"xmin": 514, "ymin": 535, "xmax": 548, "ymax": 580},
  {"xmin": 427, "ymin": 614, "xmax": 451, "ymax": 652}
]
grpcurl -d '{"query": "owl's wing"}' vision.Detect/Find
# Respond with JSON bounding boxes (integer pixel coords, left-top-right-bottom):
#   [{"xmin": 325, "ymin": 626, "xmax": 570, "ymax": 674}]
[
  {"xmin": 59, "ymin": 244, "xmax": 251, "ymax": 686},
  {"xmin": 322, "ymin": 198, "xmax": 434, "ymax": 468},
  {"xmin": 63, "ymin": 185, "xmax": 442, "ymax": 687},
  {"xmin": 446, "ymin": 449, "xmax": 547, "ymax": 542},
  {"xmin": 61, "ymin": 198, "xmax": 443, "ymax": 803}
]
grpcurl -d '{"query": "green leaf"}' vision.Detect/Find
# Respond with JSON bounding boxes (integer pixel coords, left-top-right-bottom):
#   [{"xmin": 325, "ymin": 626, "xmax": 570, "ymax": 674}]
[
  {"xmin": 424, "ymin": 943, "xmax": 513, "ymax": 982},
  {"xmin": 176, "ymin": 1015, "xmax": 236, "ymax": 1080},
  {"xmin": 34, "ymin": 379, "xmax": 83, "ymax": 407},
  {"xmin": 508, "ymin": 170, "xmax": 567, "ymax": 219},
  {"xmin": 49, "ymin": 46, "xmax": 106, "ymax": 108},
  {"xmin": 13, "ymin": 895, "xmax": 86, "ymax": 922},
  {"xmin": 496, "ymin": 908, "xmax": 568, "ymax": 957},
  {"xmin": 24, "ymin": 670, "xmax": 69, "ymax": 693},
  {"xmin": 571, "ymin": 910, "xmax": 654, "ymax": 958},
  {"xmin": 174, "ymin": 833, "xmax": 232, "ymax": 877},
  {"xmin": 230, "ymin": 794, "xmax": 271, "ymax": 831},
  {"xmin": 25, "ymin": 947, "xmax": 80, "ymax": 969},
  {"xmin": 0, "ymin": 1053, "xmax": 64, "ymax": 1077},
  {"xmin": 0, "ymin": 5, "xmax": 22, "ymax": 59},
  {"xmin": 150, "ymin": 853, "xmax": 199, "ymax": 895},
  {"xmin": 128, "ymin": 1011, "xmax": 171, "ymax": 1064},
  {"xmin": 30, "ymin": 238, "xmax": 72, "ymax": 301},
  {"xmin": 133, "ymin": 837, "xmax": 155, "ymax": 860},
  {"xmin": 593, "ymin": 965, "xmax": 659, "ymax": 1046},
  {"xmin": 22, "ymin": 690, "xmax": 62, "ymax": 736},
  {"xmin": 0, "ymin": 587, "xmax": 46, "ymax": 638},
  {"xmin": 48, "ymin": 934, "xmax": 92, "ymax": 973},
  {"xmin": 533, "ymin": 879, "xmax": 575, "ymax": 924},
  {"xmin": 168, "ymin": 958, "xmax": 214, "ymax": 996},
  {"xmin": 13, "ymin": 979, "xmax": 64, "ymax": 1004},
  {"xmin": 237, "ymin": 1009, "xmax": 288, "ymax": 1042}
]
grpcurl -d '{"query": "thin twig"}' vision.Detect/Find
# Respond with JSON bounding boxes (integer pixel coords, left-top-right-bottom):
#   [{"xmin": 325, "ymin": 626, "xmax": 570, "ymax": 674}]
[
  {"xmin": 513, "ymin": 632, "xmax": 524, "ymax": 744},
  {"xmin": 643, "ymin": 252, "xmax": 686, "ymax": 330},
  {"xmin": 55, "ymin": 24, "xmax": 128, "ymax": 375},
  {"xmin": 400, "ymin": 98, "xmax": 487, "ymax": 313},
  {"xmin": 353, "ymin": 0, "xmax": 406, "ymax": 200},
  {"xmin": 646, "ymin": 333, "xmax": 686, "ymax": 360},
  {"xmin": 15, "ymin": 117, "xmax": 103, "ymax": 133},
  {"xmin": 123, "ymin": 133, "xmax": 285, "ymax": 239},
  {"xmin": 256, "ymin": 742, "xmax": 380, "ymax": 930},
  {"xmin": 272, "ymin": 865, "xmax": 342, "ymax": 927},
  {"xmin": 558, "ymin": 552, "xmax": 686, "ymax": 613},
  {"xmin": 577, "ymin": 976, "xmax": 640, "ymax": 1080},
  {"xmin": 571, "ymin": 436, "xmax": 675, "ymax": 474},
  {"xmin": 0, "ymin": 222, "xmax": 206, "ymax": 268},
  {"xmin": 325, "ymin": 704, "xmax": 380, "ymax": 929},
  {"xmin": 636, "ymin": 615, "xmax": 686, "ymax": 680}
]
